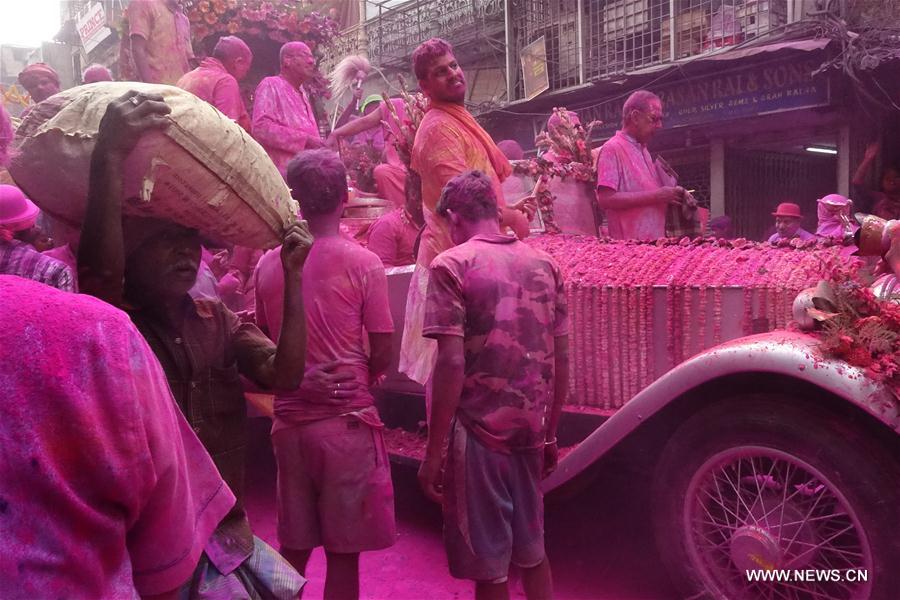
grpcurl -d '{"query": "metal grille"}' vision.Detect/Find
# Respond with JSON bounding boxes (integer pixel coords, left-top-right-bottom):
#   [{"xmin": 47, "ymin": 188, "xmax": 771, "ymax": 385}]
[
  {"xmin": 505, "ymin": 0, "xmax": 791, "ymax": 99},
  {"xmin": 336, "ymin": 0, "xmax": 789, "ymax": 103},
  {"xmin": 365, "ymin": 0, "xmax": 505, "ymax": 70},
  {"xmin": 321, "ymin": 24, "xmax": 369, "ymax": 75},
  {"xmin": 508, "ymin": 0, "xmax": 583, "ymax": 98},
  {"xmin": 587, "ymin": 0, "xmax": 788, "ymax": 80},
  {"xmin": 587, "ymin": 0, "xmax": 666, "ymax": 77},
  {"xmin": 660, "ymin": 147, "xmax": 712, "ymax": 208},
  {"xmin": 725, "ymin": 148, "xmax": 836, "ymax": 241}
]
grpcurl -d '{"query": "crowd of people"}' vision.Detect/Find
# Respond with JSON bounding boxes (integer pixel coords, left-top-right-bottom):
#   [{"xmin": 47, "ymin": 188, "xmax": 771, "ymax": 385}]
[
  {"xmin": 0, "ymin": 6, "xmax": 559, "ymax": 595},
  {"xmin": 0, "ymin": 1, "xmax": 892, "ymax": 598}
]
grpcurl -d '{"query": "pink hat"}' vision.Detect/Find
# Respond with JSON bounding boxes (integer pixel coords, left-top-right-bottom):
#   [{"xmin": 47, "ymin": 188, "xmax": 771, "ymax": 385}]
[
  {"xmin": 772, "ymin": 202, "xmax": 803, "ymax": 218},
  {"xmin": 0, "ymin": 185, "xmax": 39, "ymax": 231}
]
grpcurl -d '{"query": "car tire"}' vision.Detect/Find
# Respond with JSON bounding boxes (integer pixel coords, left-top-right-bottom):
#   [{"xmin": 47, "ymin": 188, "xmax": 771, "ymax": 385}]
[{"xmin": 651, "ymin": 394, "xmax": 900, "ymax": 600}]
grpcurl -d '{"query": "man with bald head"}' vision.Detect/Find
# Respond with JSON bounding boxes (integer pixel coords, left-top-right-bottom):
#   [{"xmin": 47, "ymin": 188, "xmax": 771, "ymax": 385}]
[
  {"xmin": 252, "ymin": 42, "xmax": 324, "ymax": 177},
  {"xmin": 596, "ymin": 89, "xmax": 694, "ymax": 240},
  {"xmin": 82, "ymin": 63, "xmax": 113, "ymax": 84},
  {"xmin": 178, "ymin": 36, "xmax": 253, "ymax": 131}
]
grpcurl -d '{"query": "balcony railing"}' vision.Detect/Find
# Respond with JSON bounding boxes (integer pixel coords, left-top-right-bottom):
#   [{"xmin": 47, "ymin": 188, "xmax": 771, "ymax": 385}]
[
  {"xmin": 325, "ymin": 0, "xmax": 789, "ymax": 103},
  {"xmin": 322, "ymin": 0, "xmax": 505, "ymax": 73},
  {"xmin": 511, "ymin": 0, "xmax": 789, "ymax": 100}
]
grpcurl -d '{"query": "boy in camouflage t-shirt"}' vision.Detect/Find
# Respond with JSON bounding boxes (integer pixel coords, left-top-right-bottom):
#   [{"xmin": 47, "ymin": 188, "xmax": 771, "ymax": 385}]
[{"xmin": 419, "ymin": 170, "xmax": 569, "ymax": 599}]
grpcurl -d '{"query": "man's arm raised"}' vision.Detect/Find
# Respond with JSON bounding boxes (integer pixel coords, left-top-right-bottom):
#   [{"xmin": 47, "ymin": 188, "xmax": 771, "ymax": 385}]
[
  {"xmin": 326, "ymin": 107, "xmax": 382, "ymax": 148},
  {"xmin": 241, "ymin": 221, "xmax": 312, "ymax": 390},
  {"xmin": 78, "ymin": 91, "xmax": 171, "ymax": 305}
]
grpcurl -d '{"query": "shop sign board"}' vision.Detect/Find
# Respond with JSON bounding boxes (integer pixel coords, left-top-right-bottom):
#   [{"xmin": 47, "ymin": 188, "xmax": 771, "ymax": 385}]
[
  {"xmin": 522, "ymin": 36, "xmax": 550, "ymax": 101},
  {"xmin": 580, "ymin": 58, "xmax": 831, "ymax": 139},
  {"xmin": 77, "ymin": 2, "xmax": 112, "ymax": 55}
]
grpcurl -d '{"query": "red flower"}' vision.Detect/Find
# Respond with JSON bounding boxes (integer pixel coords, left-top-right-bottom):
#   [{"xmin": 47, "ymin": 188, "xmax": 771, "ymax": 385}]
[{"xmin": 846, "ymin": 346, "xmax": 873, "ymax": 367}]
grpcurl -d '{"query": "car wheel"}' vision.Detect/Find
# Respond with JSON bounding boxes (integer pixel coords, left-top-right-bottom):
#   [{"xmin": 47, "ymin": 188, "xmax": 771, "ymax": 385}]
[{"xmin": 652, "ymin": 395, "xmax": 900, "ymax": 600}]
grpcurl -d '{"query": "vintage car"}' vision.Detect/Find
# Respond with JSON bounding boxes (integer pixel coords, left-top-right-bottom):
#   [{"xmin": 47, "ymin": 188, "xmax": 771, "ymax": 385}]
[{"xmin": 375, "ymin": 236, "xmax": 900, "ymax": 600}]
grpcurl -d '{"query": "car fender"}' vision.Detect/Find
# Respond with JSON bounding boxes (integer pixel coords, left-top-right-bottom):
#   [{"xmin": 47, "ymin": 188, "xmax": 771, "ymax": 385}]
[{"xmin": 543, "ymin": 330, "xmax": 900, "ymax": 492}]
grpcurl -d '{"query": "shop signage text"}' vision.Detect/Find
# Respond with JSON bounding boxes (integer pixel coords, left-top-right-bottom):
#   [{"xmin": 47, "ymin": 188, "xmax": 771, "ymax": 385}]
[
  {"xmin": 579, "ymin": 59, "xmax": 830, "ymax": 138},
  {"xmin": 77, "ymin": 3, "xmax": 112, "ymax": 55},
  {"xmin": 522, "ymin": 36, "xmax": 550, "ymax": 101}
]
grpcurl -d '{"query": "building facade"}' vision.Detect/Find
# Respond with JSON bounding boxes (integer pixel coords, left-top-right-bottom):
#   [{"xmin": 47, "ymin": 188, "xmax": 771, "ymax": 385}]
[{"xmin": 336, "ymin": 0, "xmax": 899, "ymax": 239}]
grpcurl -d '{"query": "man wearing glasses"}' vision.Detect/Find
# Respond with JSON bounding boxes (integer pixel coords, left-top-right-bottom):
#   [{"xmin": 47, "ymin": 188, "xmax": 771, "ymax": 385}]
[{"xmin": 596, "ymin": 90, "xmax": 693, "ymax": 240}]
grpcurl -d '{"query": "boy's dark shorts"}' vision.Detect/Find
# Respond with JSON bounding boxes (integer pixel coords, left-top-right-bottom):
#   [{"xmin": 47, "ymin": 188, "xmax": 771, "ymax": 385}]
[{"xmin": 442, "ymin": 424, "xmax": 546, "ymax": 583}]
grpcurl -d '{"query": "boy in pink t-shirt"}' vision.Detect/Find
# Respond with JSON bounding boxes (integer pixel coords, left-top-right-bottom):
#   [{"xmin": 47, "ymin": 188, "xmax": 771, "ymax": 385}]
[
  {"xmin": 254, "ymin": 149, "xmax": 396, "ymax": 598},
  {"xmin": 0, "ymin": 276, "xmax": 234, "ymax": 598}
]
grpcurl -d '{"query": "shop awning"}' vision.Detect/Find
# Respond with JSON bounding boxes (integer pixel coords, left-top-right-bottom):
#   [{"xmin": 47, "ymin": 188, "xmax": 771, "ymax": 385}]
[{"xmin": 610, "ymin": 37, "xmax": 833, "ymax": 79}]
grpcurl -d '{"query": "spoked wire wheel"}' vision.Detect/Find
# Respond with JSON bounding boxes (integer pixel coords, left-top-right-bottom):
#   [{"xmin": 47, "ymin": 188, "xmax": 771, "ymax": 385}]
[{"xmin": 684, "ymin": 447, "xmax": 872, "ymax": 600}]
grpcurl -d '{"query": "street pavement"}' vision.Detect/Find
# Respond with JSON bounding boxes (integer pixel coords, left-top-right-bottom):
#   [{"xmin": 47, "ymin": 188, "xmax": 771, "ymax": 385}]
[{"xmin": 243, "ymin": 418, "xmax": 678, "ymax": 599}]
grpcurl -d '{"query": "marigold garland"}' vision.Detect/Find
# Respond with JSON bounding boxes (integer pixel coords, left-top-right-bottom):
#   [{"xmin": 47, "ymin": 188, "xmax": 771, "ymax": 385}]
[{"xmin": 525, "ymin": 234, "xmax": 853, "ymax": 409}]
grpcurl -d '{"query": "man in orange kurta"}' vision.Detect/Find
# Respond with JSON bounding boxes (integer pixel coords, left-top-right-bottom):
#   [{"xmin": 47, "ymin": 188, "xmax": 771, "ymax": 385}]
[
  {"xmin": 124, "ymin": 0, "xmax": 194, "ymax": 85},
  {"xmin": 399, "ymin": 38, "xmax": 532, "ymax": 386}
]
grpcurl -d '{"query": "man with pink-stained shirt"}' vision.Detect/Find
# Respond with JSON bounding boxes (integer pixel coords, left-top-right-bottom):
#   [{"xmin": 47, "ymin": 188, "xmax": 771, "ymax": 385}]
[
  {"xmin": 418, "ymin": 171, "xmax": 569, "ymax": 600},
  {"xmin": 366, "ymin": 175, "xmax": 425, "ymax": 267},
  {"xmin": 252, "ymin": 42, "xmax": 324, "ymax": 177},
  {"xmin": 178, "ymin": 36, "xmax": 253, "ymax": 132},
  {"xmin": 254, "ymin": 149, "xmax": 396, "ymax": 599},
  {"xmin": 125, "ymin": 0, "xmax": 194, "ymax": 85},
  {"xmin": 595, "ymin": 90, "xmax": 692, "ymax": 240},
  {"xmin": 0, "ymin": 275, "xmax": 235, "ymax": 598}
]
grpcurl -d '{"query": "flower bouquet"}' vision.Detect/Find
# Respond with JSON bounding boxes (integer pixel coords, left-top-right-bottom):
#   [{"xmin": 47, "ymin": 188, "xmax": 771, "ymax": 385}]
[
  {"xmin": 798, "ymin": 265, "xmax": 900, "ymax": 399},
  {"xmin": 380, "ymin": 75, "xmax": 427, "ymax": 170},
  {"xmin": 341, "ymin": 140, "xmax": 380, "ymax": 194},
  {"xmin": 511, "ymin": 107, "xmax": 603, "ymax": 234},
  {"xmin": 535, "ymin": 107, "xmax": 602, "ymax": 170},
  {"xmin": 381, "ymin": 75, "xmax": 428, "ymax": 209}
]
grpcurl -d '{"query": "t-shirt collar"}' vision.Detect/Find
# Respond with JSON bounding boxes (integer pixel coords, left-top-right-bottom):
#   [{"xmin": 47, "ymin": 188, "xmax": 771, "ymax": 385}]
[
  {"xmin": 471, "ymin": 232, "xmax": 517, "ymax": 244},
  {"xmin": 618, "ymin": 130, "xmax": 644, "ymax": 148}
]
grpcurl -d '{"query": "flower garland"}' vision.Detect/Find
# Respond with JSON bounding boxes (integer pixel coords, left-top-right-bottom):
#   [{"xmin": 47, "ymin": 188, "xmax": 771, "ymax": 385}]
[
  {"xmin": 599, "ymin": 285, "xmax": 610, "ymax": 408},
  {"xmin": 180, "ymin": 1, "xmax": 339, "ymax": 97},
  {"xmin": 184, "ymin": 0, "xmax": 339, "ymax": 46},
  {"xmin": 525, "ymin": 234, "xmax": 854, "ymax": 409}
]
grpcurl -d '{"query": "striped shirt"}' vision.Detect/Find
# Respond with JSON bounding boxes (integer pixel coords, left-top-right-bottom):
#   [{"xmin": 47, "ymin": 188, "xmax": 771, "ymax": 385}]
[{"xmin": 0, "ymin": 239, "xmax": 75, "ymax": 292}]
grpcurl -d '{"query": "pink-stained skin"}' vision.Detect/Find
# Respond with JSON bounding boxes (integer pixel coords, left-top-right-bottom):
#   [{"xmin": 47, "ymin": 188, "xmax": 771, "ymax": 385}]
[
  {"xmin": 251, "ymin": 42, "xmax": 322, "ymax": 177},
  {"xmin": 542, "ymin": 330, "xmax": 898, "ymax": 493}
]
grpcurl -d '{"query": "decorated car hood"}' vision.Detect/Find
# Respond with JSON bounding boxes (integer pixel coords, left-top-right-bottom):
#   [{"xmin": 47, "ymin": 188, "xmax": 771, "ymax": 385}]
[{"xmin": 543, "ymin": 330, "xmax": 899, "ymax": 492}]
